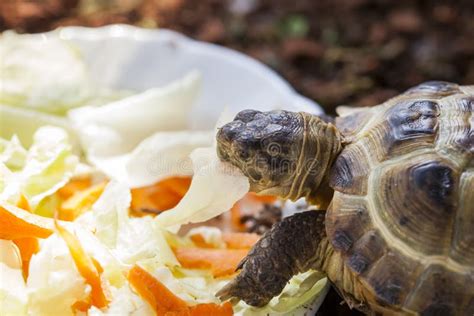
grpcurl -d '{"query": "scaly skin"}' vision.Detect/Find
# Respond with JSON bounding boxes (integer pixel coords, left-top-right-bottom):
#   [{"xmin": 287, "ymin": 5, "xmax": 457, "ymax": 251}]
[
  {"xmin": 216, "ymin": 110, "xmax": 343, "ymax": 306},
  {"xmin": 216, "ymin": 210, "xmax": 328, "ymax": 307},
  {"xmin": 216, "ymin": 110, "xmax": 342, "ymax": 206}
]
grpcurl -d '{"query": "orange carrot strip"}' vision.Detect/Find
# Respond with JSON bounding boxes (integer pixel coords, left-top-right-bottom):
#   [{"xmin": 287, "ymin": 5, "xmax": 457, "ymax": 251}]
[
  {"xmin": 248, "ymin": 192, "xmax": 277, "ymax": 203},
  {"xmin": 0, "ymin": 203, "xmax": 54, "ymax": 239},
  {"xmin": 128, "ymin": 265, "xmax": 188, "ymax": 314},
  {"xmin": 55, "ymin": 221, "xmax": 109, "ymax": 308},
  {"xmin": 131, "ymin": 176, "xmax": 192, "ymax": 214},
  {"xmin": 59, "ymin": 181, "xmax": 107, "ymax": 221},
  {"xmin": 71, "ymin": 298, "xmax": 92, "ymax": 313},
  {"xmin": 230, "ymin": 202, "xmax": 246, "ymax": 232},
  {"xmin": 222, "ymin": 233, "xmax": 260, "ymax": 249},
  {"xmin": 161, "ymin": 177, "xmax": 192, "ymax": 197},
  {"xmin": 12, "ymin": 195, "xmax": 39, "ymax": 279},
  {"xmin": 165, "ymin": 302, "xmax": 233, "ymax": 316},
  {"xmin": 13, "ymin": 237, "xmax": 39, "ymax": 279},
  {"xmin": 187, "ymin": 302, "xmax": 233, "ymax": 316},
  {"xmin": 189, "ymin": 234, "xmax": 215, "ymax": 248},
  {"xmin": 57, "ymin": 177, "xmax": 93, "ymax": 200},
  {"xmin": 128, "ymin": 265, "xmax": 233, "ymax": 316},
  {"xmin": 174, "ymin": 248, "xmax": 248, "ymax": 277},
  {"xmin": 16, "ymin": 194, "xmax": 30, "ymax": 211}
]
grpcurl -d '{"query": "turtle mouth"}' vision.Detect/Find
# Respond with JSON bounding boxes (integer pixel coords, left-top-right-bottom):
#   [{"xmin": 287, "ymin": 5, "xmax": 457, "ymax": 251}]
[{"xmin": 216, "ymin": 128, "xmax": 236, "ymax": 164}]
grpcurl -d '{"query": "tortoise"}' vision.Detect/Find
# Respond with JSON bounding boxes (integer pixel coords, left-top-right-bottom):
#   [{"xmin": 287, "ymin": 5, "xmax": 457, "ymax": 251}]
[{"xmin": 215, "ymin": 81, "xmax": 474, "ymax": 315}]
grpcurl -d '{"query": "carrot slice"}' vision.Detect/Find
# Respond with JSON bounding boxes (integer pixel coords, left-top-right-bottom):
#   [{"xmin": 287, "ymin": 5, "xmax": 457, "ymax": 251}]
[
  {"xmin": 13, "ymin": 237, "xmax": 39, "ymax": 279},
  {"xmin": 57, "ymin": 177, "xmax": 93, "ymax": 200},
  {"xmin": 58, "ymin": 181, "xmax": 107, "ymax": 221},
  {"xmin": 16, "ymin": 194, "xmax": 31, "ymax": 211},
  {"xmin": 55, "ymin": 221, "xmax": 109, "ymax": 309},
  {"xmin": 222, "ymin": 233, "xmax": 260, "ymax": 249},
  {"xmin": 166, "ymin": 302, "xmax": 233, "ymax": 316},
  {"xmin": 128, "ymin": 265, "xmax": 233, "ymax": 316},
  {"xmin": 0, "ymin": 202, "xmax": 54, "ymax": 239},
  {"xmin": 189, "ymin": 234, "xmax": 215, "ymax": 248},
  {"xmin": 128, "ymin": 265, "xmax": 188, "ymax": 314},
  {"xmin": 174, "ymin": 248, "xmax": 248, "ymax": 277},
  {"xmin": 11, "ymin": 195, "xmax": 39, "ymax": 278},
  {"xmin": 187, "ymin": 302, "xmax": 233, "ymax": 316},
  {"xmin": 71, "ymin": 298, "xmax": 92, "ymax": 313},
  {"xmin": 248, "ymin": 192, "xmax": 277, "ymax": 204},
  {"xmin": 131, "ymin": 176, "xmax": 192, "ymax": 214},
  {"xmin": 161, "ymin": 177, "xmax": 193, "ymax": 197}
]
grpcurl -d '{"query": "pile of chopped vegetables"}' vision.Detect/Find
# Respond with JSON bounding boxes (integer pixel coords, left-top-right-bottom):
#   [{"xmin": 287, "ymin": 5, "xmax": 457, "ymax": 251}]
[{"xmin": 0, "ymin": 31, "xmax": 327, "ymax": 315}]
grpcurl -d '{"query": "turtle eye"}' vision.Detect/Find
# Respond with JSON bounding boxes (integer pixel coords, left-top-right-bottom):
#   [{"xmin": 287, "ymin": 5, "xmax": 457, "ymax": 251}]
[{"xmin": 238, "ymin": 149, "xmax": 250, "ymax": 160}]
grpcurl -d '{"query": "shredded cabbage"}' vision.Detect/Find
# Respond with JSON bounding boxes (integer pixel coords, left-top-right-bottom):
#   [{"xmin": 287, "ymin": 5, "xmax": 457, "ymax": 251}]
[
  {"xmin": 69, "ymin": 71, "xmax": 201, "ymax": 157},
  {"xmin": 92, "ymin": 181, "xmax": 179, "ymax": 267},
  {"xmin": 234, "ymin": 271, "xmax": 328, "ymax": 316},
  {"xmin": 0, "ymin": 135, "xmax": 27, "ymax": 171},
  {"xmin": 126, "ymin": 130, "xmax": 214, "ymax": 188},
  {"xmin": 21, "ymin": 126, "xmax": 78, "ymax": 207},
  {"xmin": 88, "ymin": 285, "xmax": 154, "ymax": 316},
  {"xmin": 0, "ymin": 262, "xmax": 27, "ymax": 316},
  {"xmin": 0, "ymin": 32, "xmax": 329, "ymax": 315},
  {"xmin": 27, "ymin": 234, "xmax": 89, "ymax": 316},
  {"xmin": 186, "ymin": 226, "xmax": 226, "ymax": 249},
  {"xmin": 0, "ymin": 240, "xmax": 22, "ymax": 270},
  {"xmin": 0, "ymin": 126, "xmax": 78, "ymax": 208},
  {"xmin": 0, "ymin": 32, "xmax": 93, "ymax": 114},
  {"xmin": 155, "ymin": 147, "xmax": 250, "ymax": 231},
  {"xmin": 0, "ymin": 104, "xmax": 77, "ymax": 149}
]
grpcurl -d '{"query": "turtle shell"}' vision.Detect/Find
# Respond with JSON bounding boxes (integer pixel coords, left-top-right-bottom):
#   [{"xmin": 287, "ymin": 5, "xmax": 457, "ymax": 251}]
[{"xmin": 325, "ymin": 81, "xmax": 474, "ymax": 315}]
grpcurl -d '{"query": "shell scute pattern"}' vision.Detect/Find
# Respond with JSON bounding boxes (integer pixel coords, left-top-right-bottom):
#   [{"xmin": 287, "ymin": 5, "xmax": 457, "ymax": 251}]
[
  {"xmin": 331, "ymin": 98, "xmax": 441, "ymax": 197},
  {"xmin": 327, "ymin": 83, "xmax": 474, "ymax": 314},
  {"xmin": 364, "ymin": 250, "xmax": 422, "ymax": 308},
  {"xmin": 404, "ymin": 264, "xmax": 474, "ymax": 316},
  {"xmin": 450, "ymin": 170, "xmax": 474, "ymax": 265},
  {"xmin": 326, "ymin": 195, "xmax": 372, "ymax": 254},
  {"xmin": 372, "ymin": 153, "xmax": 460, "ymax": 256},
  {"xmin": 404, "ymin": 81, "xmax": 461, "ymax": 97},
  {"xmin": 436, "ymin": 96, "xmax": 473, "ymax": 165}
]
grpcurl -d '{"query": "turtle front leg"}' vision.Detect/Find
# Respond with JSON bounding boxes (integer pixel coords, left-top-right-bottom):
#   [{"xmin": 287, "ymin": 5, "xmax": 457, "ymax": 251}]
[{"xmin": 216, "ymin": 210, "xmax": 328, "ymax": 307}]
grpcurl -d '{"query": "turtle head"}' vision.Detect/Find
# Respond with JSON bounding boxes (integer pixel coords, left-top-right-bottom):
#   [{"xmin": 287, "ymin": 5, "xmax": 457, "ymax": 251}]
[{"xmin": 217, "ymin": 110, "xmax": 342, "ymax": 202}]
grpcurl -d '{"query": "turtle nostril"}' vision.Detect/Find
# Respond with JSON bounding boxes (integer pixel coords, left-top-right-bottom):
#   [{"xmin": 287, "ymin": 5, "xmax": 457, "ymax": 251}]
[
  {"xmin": 219, "ymin": 121, "xmax": 245, "ymax": 142},
  {"xmin": 235, "ymin": 109, "xmax": 261, "ymax": 123}
]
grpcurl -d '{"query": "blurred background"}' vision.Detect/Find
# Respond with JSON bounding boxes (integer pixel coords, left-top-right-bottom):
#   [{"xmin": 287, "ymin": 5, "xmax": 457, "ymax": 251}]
[
  {"xmin": 1, "ymin": 0, "xmax": 473, "ymax": 115},
  {"xmin": 1, "ymin": 1, "xmax": 472, "ymax": 315}
]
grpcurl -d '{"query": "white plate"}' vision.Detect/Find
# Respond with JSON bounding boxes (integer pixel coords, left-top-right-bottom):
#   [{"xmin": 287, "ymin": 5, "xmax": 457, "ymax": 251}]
[
  {"xmin": 54, "ymin": 24, "xmax": 323, "ymax": 129},
  {"xmin": 32, "ymin": 25, "xmax": 329, "ymax": 314}
]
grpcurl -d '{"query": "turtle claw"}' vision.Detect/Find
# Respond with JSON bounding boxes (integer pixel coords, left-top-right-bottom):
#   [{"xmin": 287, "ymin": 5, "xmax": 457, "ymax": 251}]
[
  {"xmin": 215, "ymin": 281, "xmax": 242, "ymax": 305},
  {"xmin": 216, "ymin": 273, "xmax": 272, "ymax": 307}
]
